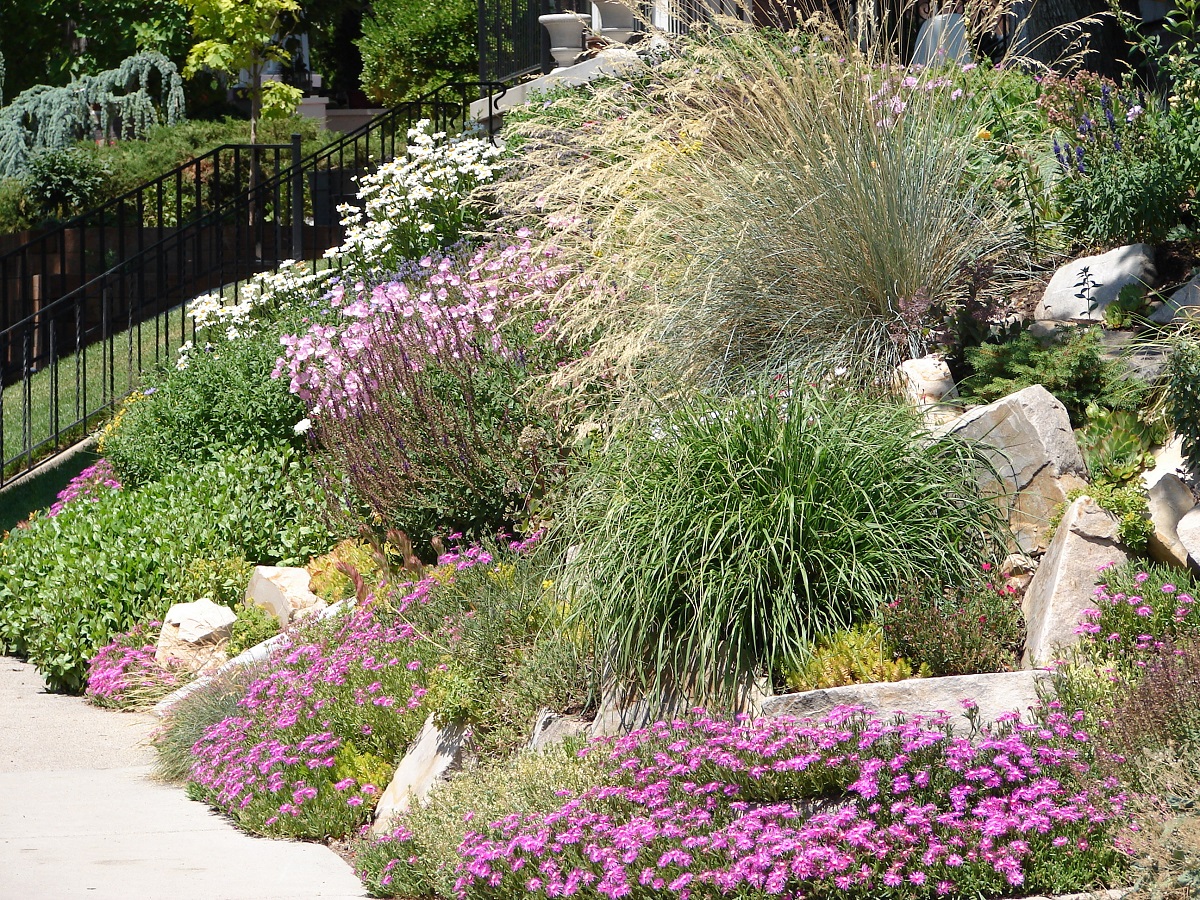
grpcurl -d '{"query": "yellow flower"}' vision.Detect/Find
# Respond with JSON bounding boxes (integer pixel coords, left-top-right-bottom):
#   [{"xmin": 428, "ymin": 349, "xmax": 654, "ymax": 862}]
[{"xmin": 975, "ymin": 127, "xmax": 993, "ymax": 141}]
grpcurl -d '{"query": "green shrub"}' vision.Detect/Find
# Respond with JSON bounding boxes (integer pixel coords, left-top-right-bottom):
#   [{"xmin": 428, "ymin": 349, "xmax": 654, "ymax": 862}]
[
  {"xmin": 1169, "ymin": 328, "xmax": 1200, "ymax": 472},
  {"xmin": 1040, "ymin": 71, "xmax": 1200, "ymax": 246},
  {"xmin": 226, "ymin": 601, "xmax": 281, "ymax": 657},
  {"xmin": 24, "ymin": 147, "xmax": 110, "ymax": 221},
  {"xmin": 961, "ymin": 327, "xmax": 1144, "ymax": 427},
  {"xmin": 0, "ymin": 443, "xmax": 339, "ymax": 692},
  {"xmin": 356, "ymin": 0, "xmax": 477, "ymax": 105},
  {"xmin": 100, "ymin": 325, "xmax": 305, "ymax": 486},
  {"xmin": 880, "ymin": 572, "xmax": 1027, "ymax": 676},
  {"xmin": 356, "ymin": 744, "xmax": 604, "ymax": 899},
  {"xmin": 563, "ymin": 386, "xmax": 1007, "ymax": 702},
  {"xmin": 783, "ymin": 624, "xmax": 926, "ymax": 693}
]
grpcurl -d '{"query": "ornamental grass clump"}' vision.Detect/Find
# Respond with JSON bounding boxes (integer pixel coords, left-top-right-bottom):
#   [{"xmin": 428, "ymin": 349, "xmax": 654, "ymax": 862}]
[
  {"xmin": 359, "ymin": 709, "xmax": 1126, "ymax": 900},
  {"xmin": 496, "ymin": 22, "xmax": 1023, "ymax": 393},
  {"xmin": 564, "ymin": 386, "xmax": 1006, "ymax": 702}
]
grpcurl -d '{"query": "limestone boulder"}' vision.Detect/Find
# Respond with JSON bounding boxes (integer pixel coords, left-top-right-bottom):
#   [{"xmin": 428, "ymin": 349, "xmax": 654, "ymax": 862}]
[
  {"xmin": 1177, "ymin": 507, "xmax": 1200, "ymax": 570},
  {"xmin": 1150, "ymin": 270, "xmax": 1200, "ymax": 324},
  {"xmin": 895, "ymin": 355, "xmax": 959, "ymax": 407},
  {"xmin": 942, "ymin": 385, "xmax": 1088, "ymax": 553},
  {"xmin": 371, "ymin": 715, "xmax": 469, "ymax": 835},
  {"xmin": 1146, "ymin": 473, "xmax": 1197, "ymax": 569},
  {"xmin": 154, "ymin": 598, "xmax": 237, "ymax": 674},
  {"xmin": 245, "ymin": 566, "xmax": 326, "ymax": 624},
  {"xmin": 1143, "ymin": 435, "xmax": 1187, "ymax": 490},
  {"xmin": 1036, "ymin": 244, "xmax": 1155, "ymax": 322},
  {"xmin": 529, "ymin": 710, "xmax": 590, "ymax": 750},
  {"xmin": 1022, "ymin": 497, "xmax": 1130, "ymax": 668},
  {"xmin": 760, "ymin": 670, "xmax": 1051, "ymax": 731}
]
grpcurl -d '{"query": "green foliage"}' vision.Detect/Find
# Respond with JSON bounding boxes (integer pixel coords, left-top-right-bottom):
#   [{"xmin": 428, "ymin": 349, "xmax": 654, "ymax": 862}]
[
  {"xmin": 357, "ymin": 0, "xmax": 477, "ymax": 105},
  {"xmin": 100, "ymin": 326, "xmax": 305, "ymax": 486},
  {"xmin": 563, "ymin": 386, "xmax": 1006, "ymax": 703},
  {"xmin": 307, "ymin": 539, "xmax": 382, "ymax": 602},
  {"xmin": 880, "ymin": 574, "xmax": 1026, "ymax": 677},
  {"xmin": 399, "ymin": 547, "xmax": 595, "ymax": 756},
  {"xmin": 783, "ymin": 624, "xmax": 926, "ymax": 693},
  {"xmin": 23, "ymin": 147, "xmax": 110, "ymax": 221},
  {"xmin": 961, "ymin": 327, "xmax": 1144, "ymax": 427},
  {"xmin": 167, "ymin": 556, "xmax": 254, "ymax": 608},
  {"xmin": 1067, "ymin": 483, "xmax": 1154, "ymax": 551},
  {"xmin": 1169, "ymin": 328, "xmax": 1200, "ymax": 472},
  {"xmin": 1040, "ymin": 71, "xmax": 1200, "ymax": 247},
  {"xmin": 1102, "ymin": 283, "xmax": 1152, "ymax": 329},
  {"xmin": 181, "ymin": 0, "xmax": 299, "ymax": 140},
  {"xmin": 0, "ymin": 443, "xmax": 340, "ymax": 693},
  {"xmin": 355, "ymin": 744, "xmax": 604, "ymax": 899},
  {"xmin": 1075, "ymin": 405, "xmax": 1165, "ymax": 486},
  {"xmin": 226, "ymin": 602, "xmax": 281, "ymax": 656}
]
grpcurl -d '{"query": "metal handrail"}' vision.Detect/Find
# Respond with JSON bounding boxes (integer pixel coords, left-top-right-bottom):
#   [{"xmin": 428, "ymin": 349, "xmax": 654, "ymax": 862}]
[{"xmin": 0, "ymin": 81, "xmax": 501, "ymax": 485}]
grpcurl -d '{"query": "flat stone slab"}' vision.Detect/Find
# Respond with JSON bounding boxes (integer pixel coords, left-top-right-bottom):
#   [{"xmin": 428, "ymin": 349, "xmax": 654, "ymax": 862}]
[
  {"xmin": 372, "ymin": 714, "xmax": 468, "ymax": 835},
  {"xmin": 760, "ymin": 670, "xmax": 1051, "ymax": 730}
]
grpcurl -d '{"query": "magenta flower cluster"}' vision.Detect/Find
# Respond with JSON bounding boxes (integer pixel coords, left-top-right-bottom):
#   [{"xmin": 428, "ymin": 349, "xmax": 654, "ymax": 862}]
[
  {"xmin": 84, "ymin": 621, "xmax": 181, "ymax": 709},
  {"xmin": 185, "ymin": 540, "xmax": 508, "ymax": 838},
  {"xmin": 421, "ymin": 708, "xmax": 1124, "ymax": 900},
  {"xmin": 48, "ymin": 459, "xmax": 122, "ymax": 517},
  {"xmin": 1076, "ymin": 569, "xmax": 1198, "ymax": 665},
  {"xmin": 272, "ymin": 234, "xmax": 566, "ymax": 416}
]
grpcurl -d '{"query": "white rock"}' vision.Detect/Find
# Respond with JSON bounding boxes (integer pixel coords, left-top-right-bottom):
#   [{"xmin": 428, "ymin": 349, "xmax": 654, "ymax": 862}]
[
  {"xmin": 1036, "ymin": 244, "xmax": 1155, "ymax": 322},
  {"xmin": 529, "ymin": 710, "xmax": 590, "ymax": 750},
  {"xmin": 1150, "ymin": 270, "xmax": 1200, "ymax": 324},
  {"xmin": 154, "ymin": 598, "xmax": 237, "ymax": 673},
  {"xmin": 1142, "ymin": 435, "xmax": 1186, "ymax": 490},
  {"xmin": 1146, "ymin": 473, "xmax": 1196, "ymax": 569},
  {"xmin": 1022, "ymin": 497, "xmax": 1129, "ymax": 668},
  {"xmin": 245, "ymin": 566, "xmax": 324, "ymax": 624},
  {"xmin": 371, "ymin": 715, "xmax": 469, "ymax": 835},
  {"xmin": 760, "ymin": 671, "xmax": 1051, "ymax": 731},
  {"xmin": 895, "ymin": 355, "xmax": 959, "ymax": 407},
  {"xmin": 942, "ymin": 385, "xmax": 1089, "ymax": 553},
  {"xmin": 1177, "ymin": 506, "xmax": 1200, "ymax": 570}
]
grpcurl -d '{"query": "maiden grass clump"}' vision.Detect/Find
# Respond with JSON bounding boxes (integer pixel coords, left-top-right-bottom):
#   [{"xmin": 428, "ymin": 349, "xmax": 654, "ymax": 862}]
[
  {"xmin": 496, "ymin": 21, "xmax": 1024, "ymax": 394},
  {"xmin": 564, "ymin": 386, "xmax": 1006, "ymax": 702}
]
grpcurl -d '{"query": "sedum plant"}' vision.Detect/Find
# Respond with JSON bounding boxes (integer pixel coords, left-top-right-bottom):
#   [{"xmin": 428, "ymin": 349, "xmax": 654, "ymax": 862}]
[
  {"xmin": 783, "ymin": 624, "xmax": 927, "ymax": 693},
  {"xmin": 563, "ymin": 384, "xmax": 1006, "ymax": 703}
]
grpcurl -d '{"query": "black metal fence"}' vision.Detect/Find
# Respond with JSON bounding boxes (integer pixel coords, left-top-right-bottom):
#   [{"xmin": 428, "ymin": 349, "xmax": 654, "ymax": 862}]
[{"xmin": 0, "ymin": 82, "xmax": 498, "ymax": 485}]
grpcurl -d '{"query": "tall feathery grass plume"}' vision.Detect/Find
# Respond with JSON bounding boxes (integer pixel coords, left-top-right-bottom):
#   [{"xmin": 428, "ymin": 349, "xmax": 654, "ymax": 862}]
[{"xmin": 492, "ymin": 7, "xmax": 1040, "ymax": 406}]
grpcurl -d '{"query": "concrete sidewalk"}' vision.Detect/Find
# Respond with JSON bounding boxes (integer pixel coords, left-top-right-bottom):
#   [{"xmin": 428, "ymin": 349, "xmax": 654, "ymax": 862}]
[{"xmin": 0, "ymin": 656, "xmax": 368, "ymax": 900}]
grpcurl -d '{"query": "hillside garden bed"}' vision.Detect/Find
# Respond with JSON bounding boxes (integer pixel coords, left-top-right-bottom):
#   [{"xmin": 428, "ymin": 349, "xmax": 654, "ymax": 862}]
[{"xmin": 5, "ymin": 11, "xmax": 1200, "ymax": 900}]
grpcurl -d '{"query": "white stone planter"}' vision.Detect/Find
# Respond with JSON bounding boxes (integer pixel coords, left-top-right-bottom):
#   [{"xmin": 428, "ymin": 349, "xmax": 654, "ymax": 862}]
[
  {"xmin": 592, "ymin": 0, "xmax": 637, "ymax": 43},
  {"xmin": 539, "ymin": 13, "xmax": 590, "ymax": 70}
]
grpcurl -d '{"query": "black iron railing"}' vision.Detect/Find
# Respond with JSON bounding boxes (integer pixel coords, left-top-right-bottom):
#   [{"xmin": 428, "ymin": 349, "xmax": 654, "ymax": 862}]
[
  {"xmin": 0, "ymin": 82, "xmax": 501, "ymax": 485},
  {"xmin": 478, "ymin": 0, "xmax": 593, "ymax": 84}
]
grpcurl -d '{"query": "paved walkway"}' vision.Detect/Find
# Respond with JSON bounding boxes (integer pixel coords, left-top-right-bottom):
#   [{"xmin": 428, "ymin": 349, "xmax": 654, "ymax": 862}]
[{"xmin": 0, "ymin": 656, "xmax": 367, "ymax": 900}]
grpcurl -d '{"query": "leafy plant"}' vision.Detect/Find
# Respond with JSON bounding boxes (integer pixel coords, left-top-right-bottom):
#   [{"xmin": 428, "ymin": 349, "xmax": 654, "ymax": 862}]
[
  {"xmin": 783, "ymin": 624, "xmax": 926, "ymax": 693},
  {"xmin": 1169, "ymin": 327, "xmax": 1200, "ymax": 472},
  {"xmin": 1103, "ymin": 283, "xmax": 1152, "ymax": 329},
  {"xmin": 101, "ymin": 318, "xmax": 307, "ymax": 486},
  {"xmin": 1066, "ymin": 484, "xmax": 1154, "ymax": 551},
  {"xmin": 23, "ymin": 147, "xmax": 110, "ymax": 221},
  {"xmin": 307, "ymin": 539, "xmax": 382, "ymax": 603},
  {"xmin": 0, "ymin": 443, "xmax": 339, "ymax": 692},
  {"xmin": 1078, "ymin": 563, "xmax": 1200, "ymax": 669},
  {"xmin": 1075, "ymin": 405, "xmax": 1165, "ymax": 486},
  {"xmin": 357, "ymin": 0, "xmax": 478, "ymax": 105},
  {"xmin": 880, "ymin": 571, "xmax": 1026, "ymax": 676},
  {"xmin": 564, "ymin": 385, "xmax": 1006, "ymax": 703},
  {"xmin": 961, "ymin": 327, "xmax": 1144, "ymax": 427},
  {"xmin": 226, "ymin": 601, "xmax": 281, "ymax": 657}
]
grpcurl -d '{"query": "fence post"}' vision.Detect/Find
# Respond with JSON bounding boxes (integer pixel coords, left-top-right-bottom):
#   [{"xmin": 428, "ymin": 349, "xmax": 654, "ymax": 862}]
[{"xmin": 291, "ymin": 133, "xmax": 304, "ymax": 261}]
